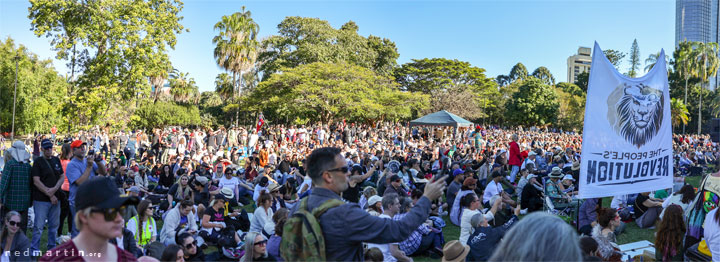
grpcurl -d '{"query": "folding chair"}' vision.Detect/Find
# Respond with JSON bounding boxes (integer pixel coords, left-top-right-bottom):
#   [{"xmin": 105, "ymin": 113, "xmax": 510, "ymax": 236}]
[{"xmin": 542, "ymin": 177, "xmax": 573, "ymax": 218}]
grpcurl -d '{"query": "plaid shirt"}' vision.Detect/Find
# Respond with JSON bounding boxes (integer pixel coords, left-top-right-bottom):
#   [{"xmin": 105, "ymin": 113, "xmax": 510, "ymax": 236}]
[
  {"xmin": 393, "ymin": 212, "xmax": 431, "ymax": 255},
  {"xmin": 0, "ymin": 159, "xmax": 32, "ymax": 211}
]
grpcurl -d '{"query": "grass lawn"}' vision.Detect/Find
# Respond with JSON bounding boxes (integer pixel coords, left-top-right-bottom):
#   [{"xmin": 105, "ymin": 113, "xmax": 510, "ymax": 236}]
[{"xmin": 30, "ymin": 175, "xmax": 706, "ymax": 261}]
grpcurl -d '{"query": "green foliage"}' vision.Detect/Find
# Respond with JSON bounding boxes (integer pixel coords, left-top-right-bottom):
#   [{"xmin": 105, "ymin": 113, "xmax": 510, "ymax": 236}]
[
  {"xmin": 506, "ymin": 78, "xmax": 559, "ymax": 126},
  {"xmin": 671, "ymin": 98, "xmax": 690, "ymax": 129},
  {"xmin": 213, "ymin": 7, "xmax": 259, "ymax": 97},
  {"xmin": 574, "ymin": 71, "xmax": 589, "ymax": 92},
  {"xmin": 394, "ymin": 58, "xmax": 498, "ymax": 120},
  {"xmin": 556, "ymin": 82, "xmax": 584, "ymax": 96},
  {"xmin": 603, "ymin": 49, "xmax": 626, "ymax": 69},
  {"xmin": 628, "ymin": 39, "xmax": 641, "ymax": 77},
  {"xmin": 168, "ymin": 70, "xmax": 199, "ymax": 103},
  {"xmin": 644, "ymin": 52, "xmax": 667, "ymax": 73},
  {"xmin": 130, "ymin": 101, "xmax": 201, "ymax": 130},
  {"xmin": 259, "ymin": 17, "xmax": 399, "ymax": 78},
  {"xmin": 0, "ymin": 38, "xmax": 68, "ymax": 135},
  {"xmin": 247, "ymin": 62, "xmax": 428, "ymax": 123},
  {"xmin": 509, "ymin": 63, "xmax": 528, "ymax": 82},
  {"xmin": 555, "ymin": 88, "xmax": 585, "ymax": 131},
  {"xmin": 531, "ymin": 66, "xmax": 555, "ymax": 86},
  {"xmin": 215, "ymin": 73, "xmax": 234, "ymax": 100}
]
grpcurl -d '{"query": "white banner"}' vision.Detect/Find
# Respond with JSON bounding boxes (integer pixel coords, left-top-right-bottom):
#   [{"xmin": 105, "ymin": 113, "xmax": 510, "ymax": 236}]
[{"xmin": 578, "ymin": 42, "xmax": 673, "ymax": 199}]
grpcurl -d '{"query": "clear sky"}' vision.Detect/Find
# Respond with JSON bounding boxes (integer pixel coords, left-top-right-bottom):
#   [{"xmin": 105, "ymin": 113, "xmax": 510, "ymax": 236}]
[{"xmin": 0, "ymin": 0, "xmax": 675, "ymax": 92}]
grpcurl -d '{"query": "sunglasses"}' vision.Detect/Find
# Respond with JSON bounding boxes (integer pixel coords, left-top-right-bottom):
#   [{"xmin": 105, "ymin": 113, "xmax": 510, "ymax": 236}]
[
  {"xmin": 254, "ymin": 240, "xmax": 268, "ymax": 246},
  {"xmin": 184, "ymin": 240, "xmax": 197, "ymax": 249},
  {"xmin": 326, "ymin": 166, "xmax": 349, "ymax": 173},
  {"xmin": 91, "ymin": 206, "xmax": 126, "ymax": 221},
  {"xmin": 7, "ymin": 220, "xmax": 20, "ymax": 227}
]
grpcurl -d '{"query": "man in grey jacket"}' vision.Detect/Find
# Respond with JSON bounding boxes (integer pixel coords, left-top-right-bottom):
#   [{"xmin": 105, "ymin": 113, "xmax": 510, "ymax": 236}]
[
  {"xmin": 292, "ymin": 147, "xmax": 447, "ymax": 261},
  {"xmin": 159, "ymin": 200, "xmax": 198, "ymax": 246}
]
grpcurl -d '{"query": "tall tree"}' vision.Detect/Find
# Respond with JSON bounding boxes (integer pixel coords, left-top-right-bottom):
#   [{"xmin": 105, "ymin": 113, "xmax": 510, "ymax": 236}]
[
  {"xmin": 509, "ymin": 63, "xmax": 528, "ymax": 82},
  {"xmin": 215, "ymin": 73, "xmax": 234, "ymax": 100},
  {"xmin": 674, "ymin": 41, "xmax": 695, "ymax": 133},
  {"xmin": 628, "ymin": 39, "xmax": 641, "ymax": 77},
  {"xmin": 495, "ymin": 75, "xmax": 511, "ymax": 87},
  {"xmin": 168, "ymin": 70, "xmax": 198, "ymax": 103},
  {"xmin": 506, "ymin": 77, "xmax": 560, "ymax": 126},
  {"xmin": 671, "ymin": 98, "xmax": 690, "ymax": 131},
  {"xmin": 644, "ymin": 51, "xmax": 668, "ymax": 72},
  {"xmin": 690, "ymin": 42, "xmax": 720, "ymax": 134},
  {"xmin": 603, "ymin": 49, "xmax": 626, "ymax": 69},
  {"xmin": 29, "ymin": 0, "xmax": 186, "ymax": 126},
  {"xmin": 574, "ymin": 71, "xmax": 589, "ymax": 92},
  {"xmin": 259, "ymin": 17, "xmax": 399, "ymax": 78},
  {"xmin": 531, "ymin": 66, "xmax": 555, "ymax": 85}
]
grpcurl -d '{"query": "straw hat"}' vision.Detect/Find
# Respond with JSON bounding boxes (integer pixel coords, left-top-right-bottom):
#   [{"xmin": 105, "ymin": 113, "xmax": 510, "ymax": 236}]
[{"xmin": 442, "ymin": 240, "xmax": 470, "ymax": 262}]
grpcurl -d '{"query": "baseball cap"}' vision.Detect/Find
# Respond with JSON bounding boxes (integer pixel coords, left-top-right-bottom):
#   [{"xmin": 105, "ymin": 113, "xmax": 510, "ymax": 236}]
[
  {"xmin": 41, "ymin": 139, "xmax": 53, "ymax": 149},
  {"xmin": 390, "ymin": 174, "xmax": 402, "ymax": 182},
  {"xmin": 368, "ymin": 195, "xmax": 382, "ymax": 207},
  {"xmin": 194, "ymin": 176, "xmax": 209, "ymax": 186},
  {"xmin": 70, "ymin": 140, "xmax": 87, "ymax": 149},
  {"xmin": 76, "ymin": 176, "xmax": 139, "ymax": 210}
]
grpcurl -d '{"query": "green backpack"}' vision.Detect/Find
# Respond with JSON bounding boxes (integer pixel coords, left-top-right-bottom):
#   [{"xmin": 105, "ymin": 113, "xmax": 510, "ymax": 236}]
[{"xmin": 280, "ymin": 197, "xmax": 345, "ymax": 261}]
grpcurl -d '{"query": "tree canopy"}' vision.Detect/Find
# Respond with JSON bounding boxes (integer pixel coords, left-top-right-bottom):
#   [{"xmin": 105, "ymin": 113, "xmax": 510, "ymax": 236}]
[{"xmin": 506, "ymin": 78, "xmax": 560, "ymax": 126}]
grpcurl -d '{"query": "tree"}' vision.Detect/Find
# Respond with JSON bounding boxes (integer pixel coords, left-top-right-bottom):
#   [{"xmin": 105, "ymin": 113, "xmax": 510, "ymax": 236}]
[
  {"xmin": 603, "ymin": 49, "xmax": 626, "ymax": 69},
  {"xmin": 0, "ymin": 38, "xmax": 68, "ymax": 135},
  {"xmin": 671, "ymin": 98, "xmax": 690, "ymax": 130},
  {"xmin": 213, "ymin": 7, "xmax": 259, "ymax": 95},
  {"xmin": 556, "ymin": 82, "xmax": 584, "ymax": 96},
  {"xmin": 509, "ymin": 63, "xmax": 528, "ymax": 82},
  {"xmin": 130, "ymin": 101, "xmax": 201, "ymax": 130},
  {"xmin": 495, "ymin": 75, "xmax": 511, "ymax": 87},
  {"xmin": 394, "ymin": 58, "xmax": 499, "ymax": 120},
  {"xmin": 168, "ymin": 70, "xmax": 199, "ymax": 103},
  {"xmin": 690, "ymin": 42, "xmax": 720, "ymax": 134},
  {"xmin": 28, "ymin": 0, "xmax": 186, "ymax": 126},
  {"xmin": 259, "ymin": 17, "xmax": 399, "ymax": 78},
  {"xmin": 506, "ymin": 77, "xmax": 560, "ymax": 126},
  {"xmin": 532, "ymin": 66, "xmax": 555, "ymax": 86},
  {"xmin": 247, "ymin": 62, "xmax": 428, "ymax": 123},
  {"xmin": 574, "ymin": 71, "xmax": 589, "ymax": 92},
  {"xmin": 215, "ymin": 73, "xmax": 234, "ymax": 100},
  {"xmin": 555, "ymin": 88, "xmax": 585, "ymax": 130},
  {"xmin": 674, "ymin": 41, "xmax": 696, "ymax": 133},
  {"xmin": 644, "ymin": 51, "xmax": 668, "ymax": 73},
  {"xmin": 628, "ymin": 39, "xmax": 641, "ymax": 77}
]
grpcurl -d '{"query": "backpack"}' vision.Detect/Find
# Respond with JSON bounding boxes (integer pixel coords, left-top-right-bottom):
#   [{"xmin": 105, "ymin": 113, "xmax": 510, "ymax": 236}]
[{"xmin": 280, "ymin": 197, "xmax": 344, "ymax": 261}]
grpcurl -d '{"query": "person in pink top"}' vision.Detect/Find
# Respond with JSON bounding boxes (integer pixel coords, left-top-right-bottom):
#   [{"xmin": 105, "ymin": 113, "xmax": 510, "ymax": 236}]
[{"xmin": 507, "ymin": 134, "xmax": 522, "ymax": 183}]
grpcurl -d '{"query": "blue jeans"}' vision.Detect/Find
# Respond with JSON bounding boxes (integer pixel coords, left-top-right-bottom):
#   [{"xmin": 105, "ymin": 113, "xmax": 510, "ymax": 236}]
[
  {"xmin": 69, "ymin": 203, "xmax": 78, "ymax": 238},
  {"xmin": 509, "ymin": 165, "xmax": 520, "ymax": 183},
  {"xmin": 31, "ymin": 201, "xmax": 60, "ymax": 253}
]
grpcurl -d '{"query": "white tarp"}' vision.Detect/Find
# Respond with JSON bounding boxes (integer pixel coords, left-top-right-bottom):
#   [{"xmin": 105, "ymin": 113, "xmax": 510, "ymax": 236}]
[{"xmin": 578, "ymin": 42, "xmax": 673, "ymax": 199}]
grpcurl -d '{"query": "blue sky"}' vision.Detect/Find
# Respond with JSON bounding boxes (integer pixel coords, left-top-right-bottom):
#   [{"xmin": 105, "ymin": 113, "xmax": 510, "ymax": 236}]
[{"xmin": 1, "ymin": 0, "xmax": 675, "ymax": 92}]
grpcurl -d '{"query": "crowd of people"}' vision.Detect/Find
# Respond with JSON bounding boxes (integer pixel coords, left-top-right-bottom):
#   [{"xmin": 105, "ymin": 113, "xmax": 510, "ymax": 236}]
[{"xmin": 0, "ymin": 122, "xmax": 718, "ymax": 261}]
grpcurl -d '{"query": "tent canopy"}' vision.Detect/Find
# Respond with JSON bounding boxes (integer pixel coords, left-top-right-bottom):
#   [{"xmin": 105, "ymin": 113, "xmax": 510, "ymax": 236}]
[{"xmin": 409, "ymin": 110, "xmax": 474, "ymax": 128}]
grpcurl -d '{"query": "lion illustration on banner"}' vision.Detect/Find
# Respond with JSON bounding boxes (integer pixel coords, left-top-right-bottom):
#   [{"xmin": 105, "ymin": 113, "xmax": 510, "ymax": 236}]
[{"xmin": 606, "ymin": 83, "xmax": 664, "ymax": 148}]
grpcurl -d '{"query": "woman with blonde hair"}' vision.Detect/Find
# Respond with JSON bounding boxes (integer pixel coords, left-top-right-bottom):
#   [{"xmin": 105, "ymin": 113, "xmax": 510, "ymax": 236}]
[{"xmin": 240, "ymin": 232, "xmax": 276, "ymax": 262}]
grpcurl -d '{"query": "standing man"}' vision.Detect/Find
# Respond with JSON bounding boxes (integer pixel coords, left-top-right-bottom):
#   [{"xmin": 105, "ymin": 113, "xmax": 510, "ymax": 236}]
[
  {"xmin": 0, "ymin": 141, "xmax": 32, "ymax": 231},
  {"xmin": 507, "ymin": 134, "xmax": 522, "ymax": 183},
  {"xmin": 66, "ymin": 140, "xmax": 107, "ymax": 237},
  {"xmin": 30, "ymin": 139, "xmax": 65, "ymax": 254},
  {"xmin": 286, "ymin": 147, "xmax": 447, "ymax": 261},
  {"xmin": 50, "ymin": 125, "xmax": 57, "ymax": 142}
]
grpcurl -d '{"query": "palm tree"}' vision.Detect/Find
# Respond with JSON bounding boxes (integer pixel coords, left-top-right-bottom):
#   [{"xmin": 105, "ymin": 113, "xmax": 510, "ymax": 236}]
[
  {"xmin": 215, "ymin": 73, "xmax": 234, "ymax": 100},
  {"xmin": 671, "ymin": 98, "xmax": 690, "ymax": 131},
  {"xmin": 690, "ymin": 42, "xmax": 720, "ymax": 134},
  {"xmin": 213, "ymin": 6, "xmax": 259, "ymax": 125},
  {"xmin": 644, "ymin": 51, "xmax": 668, "ymax": 73},
  {"xmin": 531, "ymin": 66, "xmax": 555, "ymax": 86},
  {"xmin": 675, "ymin": 41, "xmax": 694, "ymax": 133},
  {"xmin": 169, "ymin": 70, "xmax": 199, "ymax": 103}
]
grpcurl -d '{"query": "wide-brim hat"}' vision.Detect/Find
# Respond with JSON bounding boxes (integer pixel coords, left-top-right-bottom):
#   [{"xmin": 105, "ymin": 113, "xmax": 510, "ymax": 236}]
[
  {"xmin": 7, "ymin": 141, "xmax": 30, "ymax": 162},
  {"xmin": 572, "ymin": 161, "xmax": 581, "ymax": 171},
  {"xmin": 549, "ymin": 166, "xmax": 564, "ymax": 178},
  {"xmin": 442, "ymin": 240, "xmax": 470, "ymax": 262},
  {"xmin": 268, "ymin": 183, "xmax": 281, "ymax": 193},
  {"xmin": 220, "ymin": 187, "xmax": 235, "ymax": 199}
]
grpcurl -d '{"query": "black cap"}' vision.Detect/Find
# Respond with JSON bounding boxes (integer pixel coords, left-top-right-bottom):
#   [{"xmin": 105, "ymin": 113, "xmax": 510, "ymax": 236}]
[
  {"xmin": 76, "ymin": 176, "xmax": 139, "ymax": 210},
  {"xmin": 491, "ymin": 170, "xmax": 505, "ymax": 178},
  {"xmin": 259, "ymin": 176, "xmax": 269, "ymax": 187},
  {"xmin": 390, "ymin": 174, "xmax": 402, "ymax": 182}
]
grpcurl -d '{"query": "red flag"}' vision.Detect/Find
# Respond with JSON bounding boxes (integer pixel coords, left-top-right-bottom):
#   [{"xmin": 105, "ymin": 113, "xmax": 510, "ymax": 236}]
[{"xmin": 255, "ymin": 113, "xmax": 264, "ymax": 132}]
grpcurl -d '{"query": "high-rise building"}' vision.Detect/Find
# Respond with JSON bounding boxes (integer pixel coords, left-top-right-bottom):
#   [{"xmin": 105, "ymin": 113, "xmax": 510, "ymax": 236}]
[
  {"xmin": 567, "ymin": 46, "xmax": 592, "ymax": 84},
  {"xmin": 676, "ymin": 0, "xmax": 720, "ymax": 89}
]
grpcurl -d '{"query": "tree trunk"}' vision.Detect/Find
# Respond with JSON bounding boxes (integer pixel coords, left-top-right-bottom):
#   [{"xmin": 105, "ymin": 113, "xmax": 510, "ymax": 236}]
[
  {"xmin": 698, "ymin": 85, "xmax": 703, "ymax": 135},
  {"xmin": 236, "ymin": 71, "xmax": 243, "ymax": 127},
  {"xmin": 684, "ymin": 77, "xmax": 688, "ymax": 134}
]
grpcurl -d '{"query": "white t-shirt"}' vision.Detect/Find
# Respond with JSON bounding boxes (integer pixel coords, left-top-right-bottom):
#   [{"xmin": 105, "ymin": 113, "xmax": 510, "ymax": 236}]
[
  {"xmin": 610, "ymin": 195, "xmax": 628, "ymax": 209},
  {"xmin": 367, "ymin": 214, "xmax": 397, "ymax": 262},
  {"xmin": 704, "ymin": 208, "xmax": 720, "ymax": 262},
  {"xmin": 253, "ymin": 184, "xmax": 269, "ymax": 202},
  {"xmin": 219, "ymin": 176, "xmax": 240, "ymax": 192},
  {"xmin": 483, "ymin": 180, "xmax": 503, "ymax": 205}
]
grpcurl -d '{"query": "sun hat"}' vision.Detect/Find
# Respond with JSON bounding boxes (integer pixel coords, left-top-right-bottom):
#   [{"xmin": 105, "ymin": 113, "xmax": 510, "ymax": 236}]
[
  {"xmin": 549, "ymin": 166, "xmax": 564, "ymax": 178},
  {"xmin": 368, "ymin": 195, "xmax": 382, "ymax": 207},
  {"xmin": 76, "ymin": 176, "xmax": 139, "ymax": 210},
  {"xmin": 442, "ymin": 240, "xmax": 470, "ymax": 262},
  {"xmin": 572, "ymin": 161, "xmax": 581, "ymax": 171},
  {"xmin": 7, "ymin": 141, "xmax": 30, "ymax": 162},
  {"xmin": 268, "ymin": 183, "xmax": 281, "ymax": 193},
  {"xmin": 220, "ymin": 187, "xmax": 235, "ymax": 199},
  {"xmin": 194, "ymin": 176, "xmax": 209, "ymax": 186},
  {"xmin": 563, "ymin": 174, "xmax": 576, "ymax": 181}
]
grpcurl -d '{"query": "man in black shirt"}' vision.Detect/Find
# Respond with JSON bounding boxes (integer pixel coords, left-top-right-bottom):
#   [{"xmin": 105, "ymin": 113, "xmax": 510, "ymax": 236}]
[{"xmin": 30, "ymin": 139, "xmax": 65, "ymax": 253}]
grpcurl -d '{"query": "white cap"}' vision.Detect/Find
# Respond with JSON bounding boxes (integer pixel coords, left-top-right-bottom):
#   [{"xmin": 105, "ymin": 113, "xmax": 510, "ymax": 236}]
[{"xmin": 563, "ymin": 174, "xmax": 575, "ymax": 181}]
